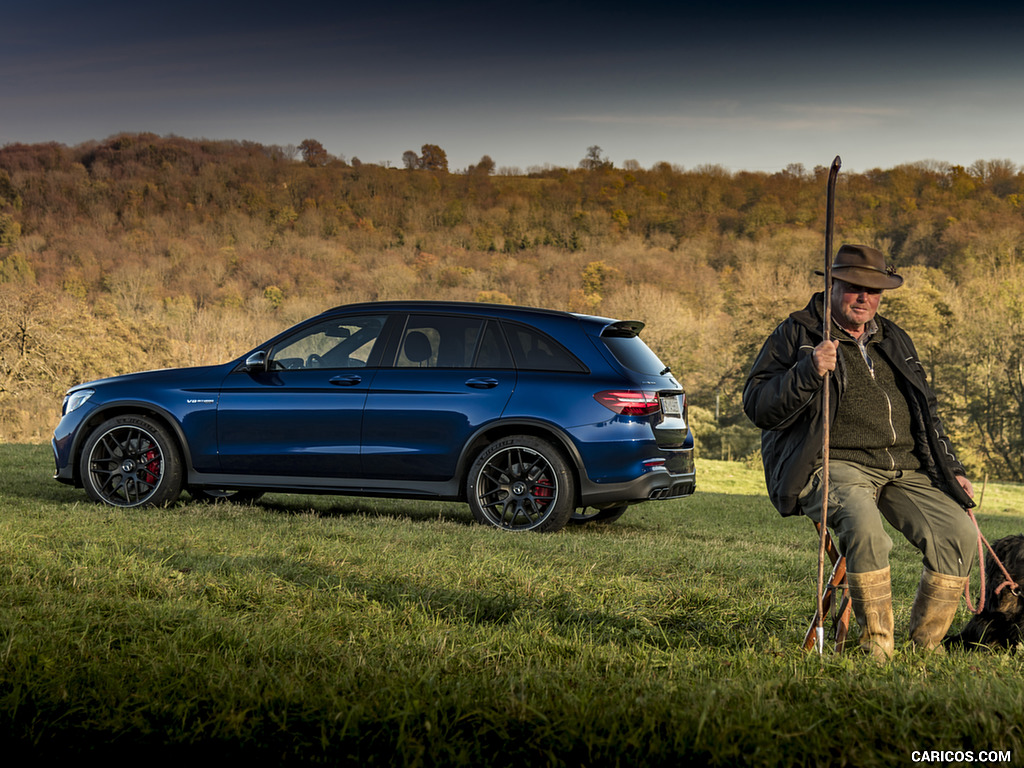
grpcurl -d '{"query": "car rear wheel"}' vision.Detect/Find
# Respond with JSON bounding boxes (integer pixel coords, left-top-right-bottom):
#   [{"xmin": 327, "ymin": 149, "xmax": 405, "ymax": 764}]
[
  {"xmin": 466, "ymin": 436, "xmax": 576, "ymax": 532},
  {"xmin": 79, "ymin": 415, "xmax": 183, "ymax": 508},
  {"xmin": 569, "ymin": 503, "xmax": 629, "ymax": 525}
]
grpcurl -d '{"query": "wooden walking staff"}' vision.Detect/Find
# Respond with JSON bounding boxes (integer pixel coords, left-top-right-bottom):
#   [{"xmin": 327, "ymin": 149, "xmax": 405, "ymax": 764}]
[{"xmin": 815, "ymin": 155, "xmax": 842, "ymax": 654}]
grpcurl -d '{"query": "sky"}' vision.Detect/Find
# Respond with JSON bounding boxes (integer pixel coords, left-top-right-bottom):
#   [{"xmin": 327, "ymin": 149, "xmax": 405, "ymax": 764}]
[{"xmin": 3, "ymin": 1, "xmax": 1024, "ymax": 174}]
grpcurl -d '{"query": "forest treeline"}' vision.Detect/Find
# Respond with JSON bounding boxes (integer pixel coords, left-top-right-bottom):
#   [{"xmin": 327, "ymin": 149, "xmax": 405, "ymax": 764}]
[{"xmin": 1, "ymin": 133, "xmax": 1023, "ymax": 482}]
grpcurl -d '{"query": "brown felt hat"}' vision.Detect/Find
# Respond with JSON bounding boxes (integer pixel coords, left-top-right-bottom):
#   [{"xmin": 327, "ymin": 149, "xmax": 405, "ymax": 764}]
[{"xmin": 817, "ymin": 244, "xmax": 903, "ymax": 290}]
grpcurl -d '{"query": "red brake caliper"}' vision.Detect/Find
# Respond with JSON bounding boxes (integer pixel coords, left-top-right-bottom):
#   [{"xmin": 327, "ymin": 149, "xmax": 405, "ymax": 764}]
[
  {"xmin": 143, "ymin": 449, "xmax": 160, "ymax": 484},
  {"xmin": 533, "ymin": 478, "xmax": 553, "ymax": 508}
]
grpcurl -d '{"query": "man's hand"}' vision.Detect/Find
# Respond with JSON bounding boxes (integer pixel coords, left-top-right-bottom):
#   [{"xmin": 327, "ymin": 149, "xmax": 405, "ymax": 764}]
[
  {"xmin": 812, "ymin": 340, "xmax": 840, "ymax": 378},
  {"xmin": 956, "ymin": 475, "xmax": 974, "ymax": 499}
]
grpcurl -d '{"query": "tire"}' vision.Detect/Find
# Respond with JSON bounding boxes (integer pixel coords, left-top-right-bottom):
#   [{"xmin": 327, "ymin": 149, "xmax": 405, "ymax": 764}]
[
  {"xmin": 569, "ymin": 503, "xmax": 629, "ymax": 526},
  {"xmin": 466, "ymin": 435, "xmax": 576, "ymax": 532},
  {"xmin": 189, "ymin": 488, "xmax": 265, "ymax": 504},
  {"xmin": 79, "ymin": 414, "xmax": 183, "ymax": 508}
]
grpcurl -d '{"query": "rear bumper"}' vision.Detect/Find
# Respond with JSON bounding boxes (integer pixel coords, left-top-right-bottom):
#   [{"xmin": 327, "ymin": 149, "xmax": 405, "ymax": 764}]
[
  {"xmin": 645, "ymin": 473, "xmax": 697, "ymax": 500},
  {"xmin": 579, "ymin": 449, "xmax": 695, "ymax": 506}
]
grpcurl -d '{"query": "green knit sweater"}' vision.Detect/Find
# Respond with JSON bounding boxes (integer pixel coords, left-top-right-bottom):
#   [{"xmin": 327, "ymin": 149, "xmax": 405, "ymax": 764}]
[{"xmin": 829, "ymin": 321, "xmax": 921, "ymax": 472}]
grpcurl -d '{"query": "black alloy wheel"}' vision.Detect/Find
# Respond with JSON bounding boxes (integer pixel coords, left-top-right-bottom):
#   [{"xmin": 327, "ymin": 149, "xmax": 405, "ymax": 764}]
[
  {"xmin": 79, "ymin": 415, "xmax": 183, "ymax": 508},
  {"xmin": 467, "ymin": 436, "xmax": 576, "ymax": 532}
]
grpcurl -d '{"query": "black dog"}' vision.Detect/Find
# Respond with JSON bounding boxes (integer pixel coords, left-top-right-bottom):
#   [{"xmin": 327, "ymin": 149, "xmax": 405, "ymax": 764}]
[{"xmin": 945, "ymin": 534, "xmax": 1024, "ymax": 650}]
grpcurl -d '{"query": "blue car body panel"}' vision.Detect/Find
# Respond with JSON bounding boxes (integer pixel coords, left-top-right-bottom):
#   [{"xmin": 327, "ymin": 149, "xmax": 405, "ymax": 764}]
[
  {"xmin": 216, "ymin": 367, "xmax": 372, "ymax": 477},
  {"xmin": 360, "ymin": 367, "xmax": 516, "ymax": 481}
]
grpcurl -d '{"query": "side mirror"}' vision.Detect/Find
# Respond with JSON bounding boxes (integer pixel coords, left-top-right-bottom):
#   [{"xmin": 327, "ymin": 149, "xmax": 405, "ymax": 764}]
[{"xmin": 243, "ymin": 350, "xmax": 268, "ymax": 373}]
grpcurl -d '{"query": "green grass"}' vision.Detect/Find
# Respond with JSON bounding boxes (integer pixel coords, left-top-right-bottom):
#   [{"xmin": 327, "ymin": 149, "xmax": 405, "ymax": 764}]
[{"xmin": 2, "ymin": 443, "xmax": 1024, "ymax": 764}]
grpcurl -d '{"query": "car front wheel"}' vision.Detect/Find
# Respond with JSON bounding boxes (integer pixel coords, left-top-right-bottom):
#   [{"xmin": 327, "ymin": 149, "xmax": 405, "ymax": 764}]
[
  {"xmin": 79, "ymin": 415, "xmax": 183, "ymax": 508},
  {"xmin": 466, "ymin": 436, "xmax": 576, "ymax": 532}
]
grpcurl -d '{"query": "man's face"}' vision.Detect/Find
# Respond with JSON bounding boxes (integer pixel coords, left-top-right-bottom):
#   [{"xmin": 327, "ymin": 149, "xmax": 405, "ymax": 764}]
[{"xmin": 831, "ymin": 279, "xmax": 882, "ymax": 333}]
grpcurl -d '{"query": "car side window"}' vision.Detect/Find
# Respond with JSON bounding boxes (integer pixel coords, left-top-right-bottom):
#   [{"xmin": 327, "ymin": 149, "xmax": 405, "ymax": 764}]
[
  {"xmin": 474, "ymin": 320, "xmax": 514, "ymax": 368},
  {"xmin": 396, "ymin": 315, "xmax": 491, "ymax": 368},
  {"xmin": 503, "ymin": 322, "xmax": 586, "ymax": 372},
  {"xmin": 269, "ymin": 315, "xmax": 387, "ymax": 370}
]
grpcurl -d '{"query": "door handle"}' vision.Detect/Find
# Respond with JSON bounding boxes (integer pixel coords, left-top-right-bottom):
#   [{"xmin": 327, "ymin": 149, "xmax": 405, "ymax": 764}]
[
  {"xmin": 465, "ymin": 377, "xmax": 499, "ymax": 389},
  {"xmin": 330, "ymin": 375, "xmax": 362, "ymax": 386}
]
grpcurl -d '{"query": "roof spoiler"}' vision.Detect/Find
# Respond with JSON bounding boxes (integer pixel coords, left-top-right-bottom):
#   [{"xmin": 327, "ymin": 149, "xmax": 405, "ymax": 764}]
[{"xmin": 601, "ymin": 320, "xmax": 645, "ymax": 338}]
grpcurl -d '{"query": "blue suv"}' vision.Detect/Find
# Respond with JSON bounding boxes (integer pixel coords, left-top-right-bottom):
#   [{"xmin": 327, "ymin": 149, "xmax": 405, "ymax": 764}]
[{"xmin": 53, "ymin": 301, "xmax": 695, "ymax": 531}]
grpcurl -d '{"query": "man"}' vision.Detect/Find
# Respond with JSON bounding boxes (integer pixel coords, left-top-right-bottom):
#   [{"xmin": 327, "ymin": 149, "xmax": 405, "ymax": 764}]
[{"xmin": 743, "ymin": 244, "xmax": 977, "ymax": 660}]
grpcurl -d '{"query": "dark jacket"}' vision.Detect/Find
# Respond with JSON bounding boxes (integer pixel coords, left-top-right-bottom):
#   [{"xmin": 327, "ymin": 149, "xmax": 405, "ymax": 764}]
[{"xmin": 742, "ymin": 293, "xmax": 973, "ymax": 517}]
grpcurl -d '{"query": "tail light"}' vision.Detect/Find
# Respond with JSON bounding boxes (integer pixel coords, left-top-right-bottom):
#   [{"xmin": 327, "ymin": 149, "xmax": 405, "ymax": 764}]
[{"xmin": 594, "ymin": 390, "xmax": 660, "ymax": 416}]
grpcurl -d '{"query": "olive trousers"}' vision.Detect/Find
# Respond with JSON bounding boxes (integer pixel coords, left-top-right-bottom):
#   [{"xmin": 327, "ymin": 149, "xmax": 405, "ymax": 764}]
[{"xmin": 799, "ymin": 460, "xmax": 977, "ymax": 578}]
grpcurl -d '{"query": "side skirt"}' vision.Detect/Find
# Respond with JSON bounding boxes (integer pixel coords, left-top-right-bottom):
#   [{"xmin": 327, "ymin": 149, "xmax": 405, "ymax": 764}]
[{"xmin": 185, "ymin": 470, "xmax": 462, "ymax": 500}]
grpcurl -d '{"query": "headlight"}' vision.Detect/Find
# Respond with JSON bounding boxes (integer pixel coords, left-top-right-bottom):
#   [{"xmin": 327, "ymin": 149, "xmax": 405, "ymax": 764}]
[{"xmin": 63, "ymin": 389, "xmax": 95, "ymax": 415}]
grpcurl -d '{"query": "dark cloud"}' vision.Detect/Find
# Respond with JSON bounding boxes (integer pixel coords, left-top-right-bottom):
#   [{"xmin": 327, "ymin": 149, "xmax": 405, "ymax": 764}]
[{"xmin": 3, "ymin": 1, "xmax": 1024, "ymax": 171}]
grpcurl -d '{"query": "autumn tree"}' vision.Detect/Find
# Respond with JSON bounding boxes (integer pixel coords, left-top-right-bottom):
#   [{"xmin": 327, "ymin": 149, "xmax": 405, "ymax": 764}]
[
  {"xmin": 418, "ymin": 144, "xmax": 448, "ymax": 172},
  {"xmin": 0, "ymin": 170, "xmax": 19, "ymax": 208},
  {"xmin": 401, "ymin": 145, "xmax": 448, "ymax": 172},
  {"xmin": 471, "ymin": 155, "xmax": 495, "ymax": 175},
  {"xmin": 579, "ymin": 145, "xmax": 612, "ymax": 171},
  {"xmin": 0, "ymin": 214, "xmax": 20, "ymax": 247},
  {"xmin": 298, "ymin": 139, "xmax": 330, "ymax": 167}
]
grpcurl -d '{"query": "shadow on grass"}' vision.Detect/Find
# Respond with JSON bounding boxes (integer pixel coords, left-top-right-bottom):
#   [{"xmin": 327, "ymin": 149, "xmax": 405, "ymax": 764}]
[
  {"xmin": 253, "ymin": 493, "xmax": 479, "ymax": 526},
  {"xmin": 320, "ymin": 570, "xmax": 790, "ymax": 650},
  {"xmin": 149, "ymin": 529, "xmax": 791, "ymax": 651}
]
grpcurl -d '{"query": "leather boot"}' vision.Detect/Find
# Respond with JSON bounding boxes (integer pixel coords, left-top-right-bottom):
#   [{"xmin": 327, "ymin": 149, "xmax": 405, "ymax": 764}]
[
  {"xmin": 846, "ymin": 567, "xmax": 895, "ymax": 661},
  {"xmin": 909, "ymin": 568, "xmax": 968, "ymax": 652}
]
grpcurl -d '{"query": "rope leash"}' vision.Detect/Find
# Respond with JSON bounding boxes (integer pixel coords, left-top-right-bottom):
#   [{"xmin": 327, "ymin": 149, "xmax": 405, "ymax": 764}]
[{"xmin": 963, "ymin": 507, "xmax": 1020, "ymax": 615}]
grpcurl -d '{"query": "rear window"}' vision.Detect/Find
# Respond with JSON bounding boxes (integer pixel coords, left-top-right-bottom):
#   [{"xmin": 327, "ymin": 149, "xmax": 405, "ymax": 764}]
[{"xmin": 601, "ymin": 334, "xmax": 669, "ymax": 376}]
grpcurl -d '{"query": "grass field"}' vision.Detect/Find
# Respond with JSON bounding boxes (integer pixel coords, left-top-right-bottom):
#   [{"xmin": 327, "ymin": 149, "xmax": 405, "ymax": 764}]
[{"xmin": 2, "ymin": 443, "xmax": 1023, "ymax": 765}]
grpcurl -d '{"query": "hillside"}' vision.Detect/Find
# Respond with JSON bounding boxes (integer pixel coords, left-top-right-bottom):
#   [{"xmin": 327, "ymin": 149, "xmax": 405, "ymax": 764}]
[{"xmin": 1, "ymin": 134, "xmax": 1022, "ymax": 479}]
